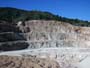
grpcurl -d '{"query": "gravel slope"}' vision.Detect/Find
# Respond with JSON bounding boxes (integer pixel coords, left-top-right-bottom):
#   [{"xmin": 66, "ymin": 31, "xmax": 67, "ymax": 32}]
[{"xmin": 0, "ymin": 55, "xmax": 60, "ymax": 68}]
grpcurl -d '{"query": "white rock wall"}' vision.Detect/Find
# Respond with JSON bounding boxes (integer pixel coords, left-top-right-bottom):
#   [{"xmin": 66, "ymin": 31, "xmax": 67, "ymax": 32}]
[{"xmin": 18, "ymin": 20, "xmax": 90, "ymax": 48}]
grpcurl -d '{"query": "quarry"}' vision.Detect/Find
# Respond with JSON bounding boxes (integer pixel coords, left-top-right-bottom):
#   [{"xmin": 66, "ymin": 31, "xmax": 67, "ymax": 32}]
[{"xmin": 0, "ymin": 20, "xmax": 90, "ymax": 68}]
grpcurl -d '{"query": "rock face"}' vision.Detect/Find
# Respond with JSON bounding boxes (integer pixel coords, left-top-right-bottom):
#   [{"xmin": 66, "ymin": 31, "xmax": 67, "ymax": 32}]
[
  {"xmin": 1, "ymin": 20, "xmax": 90, "ymax": 51},
  {"xmin": 0, "ymin": 32, "xmax": 25, "ymax": 42},
  {"xmin": 0, "ymin": 55, "xmax": 60, "ymax": 68},
  {"xmin": 0, "ymin": 42, "xmax": 29, "ymax": 51},
  {"xmin": 0, "ymin": 20, "xmax": 90, "ymax": 68},
  {"xmin": 0, "ymin": 23, "xmax": 21, "ymax": 33},
  {"xmin": 18, "ymin": 20, "xmax": 90, "ymax": 48},
  {"xmin": 0, "ymin": 22, "xmax": 29, "ymax": 51}
]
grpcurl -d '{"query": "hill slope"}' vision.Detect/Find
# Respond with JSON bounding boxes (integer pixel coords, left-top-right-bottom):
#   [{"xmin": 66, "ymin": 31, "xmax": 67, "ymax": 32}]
[
  {"xmin": 0, "ymin": 7, "xmax": 90, "ymax": 68},
  {"xmin": 1, "ymin": 20, "xmax": 90, "ymax": 51},
  {"xmin": 0, "ymin": 7, "xmax": 90, "ymax": 26}
]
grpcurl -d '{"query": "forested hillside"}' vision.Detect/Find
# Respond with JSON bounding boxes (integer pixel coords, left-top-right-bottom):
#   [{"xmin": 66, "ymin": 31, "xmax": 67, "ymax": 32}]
[{"xmin": 0, "ymin": 7, "xmax": 90, "ymax": 26}]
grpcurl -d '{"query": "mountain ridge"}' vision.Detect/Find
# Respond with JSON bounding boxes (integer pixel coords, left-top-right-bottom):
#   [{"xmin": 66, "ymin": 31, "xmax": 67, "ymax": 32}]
[{"xmin": 0, "ymin": 7, "xmax": 90, "ymax": 27}]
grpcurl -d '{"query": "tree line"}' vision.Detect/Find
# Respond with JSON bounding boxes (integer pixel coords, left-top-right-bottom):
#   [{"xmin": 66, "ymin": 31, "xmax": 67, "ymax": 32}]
[{"xmin": 0, "ymin": 7, "xmax": 90, "ymax": 26}]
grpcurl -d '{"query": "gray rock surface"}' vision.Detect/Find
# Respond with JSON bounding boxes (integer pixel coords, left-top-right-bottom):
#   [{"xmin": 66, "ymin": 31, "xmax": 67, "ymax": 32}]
[{"xmin": 18, "ymin": 20, "xmax": 90, "ymax": 48}]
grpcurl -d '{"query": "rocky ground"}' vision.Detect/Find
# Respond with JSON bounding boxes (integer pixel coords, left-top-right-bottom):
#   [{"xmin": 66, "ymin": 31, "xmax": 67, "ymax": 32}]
[
  {"xmin": 0, "ymin": 48, "xmax": 90, "ymax": 68},
  {"xmin": 0, "ymin": 55, "xmax": 60, "ymax": 68}
]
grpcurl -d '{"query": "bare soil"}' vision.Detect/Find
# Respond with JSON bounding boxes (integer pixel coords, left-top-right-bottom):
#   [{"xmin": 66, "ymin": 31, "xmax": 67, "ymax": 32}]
[{"xmin": 0, "ymin": 55, "xmax": 60, "ymax": 68}]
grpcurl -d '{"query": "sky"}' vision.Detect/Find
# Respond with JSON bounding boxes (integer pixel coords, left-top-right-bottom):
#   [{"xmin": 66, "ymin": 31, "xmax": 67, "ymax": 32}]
[{"xmin": 0, "ymin": 0, "xmax": 90, "ymax": 21}]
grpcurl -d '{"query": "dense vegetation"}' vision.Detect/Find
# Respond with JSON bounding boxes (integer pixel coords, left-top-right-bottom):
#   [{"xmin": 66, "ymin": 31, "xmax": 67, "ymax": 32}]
[{"xmin": 0, "ymin": 7, "xmax": 90, "ymax": 26}]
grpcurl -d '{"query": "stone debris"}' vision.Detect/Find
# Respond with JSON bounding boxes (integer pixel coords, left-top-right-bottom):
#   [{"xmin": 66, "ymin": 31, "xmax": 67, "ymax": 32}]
[{"xmin": 0, "ymin": 55, "xmax": 60, "ymax": 68}]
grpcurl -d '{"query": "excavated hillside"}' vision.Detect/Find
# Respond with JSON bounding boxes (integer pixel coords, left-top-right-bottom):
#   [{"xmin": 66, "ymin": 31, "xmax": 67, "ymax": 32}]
[
  {"xmin": 0, "ymin": 20, "xmax": 90, "ymax": 51},
  {"xmin": 0, "ymin": 20, "xmax": 90, "ymax": 68},
  {"xmin": 17, "ymin": 20, "xmax": 90, "ymax": 48},
  {"xmin": 1, "ymin": 20, "xmax": 90, "ymax": 51}
]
